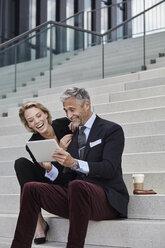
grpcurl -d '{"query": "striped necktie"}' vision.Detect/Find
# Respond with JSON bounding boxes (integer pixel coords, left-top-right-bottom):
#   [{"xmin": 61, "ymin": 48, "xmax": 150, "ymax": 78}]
[{"xmin": 78, "ymin": 126, "xmax": 86, "ymax": 159}]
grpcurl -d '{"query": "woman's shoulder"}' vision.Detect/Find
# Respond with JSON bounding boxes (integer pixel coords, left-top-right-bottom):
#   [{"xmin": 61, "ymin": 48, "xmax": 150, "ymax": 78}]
[
  {"xmin": 52, "ymin": 117, "xmax": 72, "ymax": 139},
  {"xmin": 28, "ymin": 132, "xmax": 44, "ymax": 141}
]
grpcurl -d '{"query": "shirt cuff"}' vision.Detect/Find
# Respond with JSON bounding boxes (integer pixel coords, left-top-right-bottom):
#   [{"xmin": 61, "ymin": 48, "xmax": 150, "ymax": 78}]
[
  {"xmin": 45, "ymin": 164, "xmax": 59, "ymax": 181},
  {"xmin": 76, "ymin": 160, "xmax": 89, "ymax": 175}
]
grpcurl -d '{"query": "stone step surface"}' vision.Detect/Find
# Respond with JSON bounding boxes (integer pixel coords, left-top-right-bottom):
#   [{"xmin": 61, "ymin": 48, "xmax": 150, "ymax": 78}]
[
  {"xmin": 0, "ymin": 214, "xmax": 165, "ymax": 248},
  {"xmin": 0, "ymin": 105, "xmax": 165, "ymax": 128},
  {"xmin": 123, "ymin": 172, "xmax": 165, "ymax": 195},
  {"xmin": 94, "ymin": 95, "xmax": 165, "ymax": 114},
  {"xmin": 0, "ymin": 134, "xmax": 164, "ymax": 160},
  {"xmin": 2, "ymin": 65, "xmax": 165, "ymax": 118},
  {"xmin": 1, "ymin": 150, "xmax": 165, "ymax": 177},
  {"xmin": 1, "ymin": 119, "xmax": 165, "ymax": 139},
  {"xmin": 0, "ymin": 161, "xmax": 15, "ymax": 176},
  {"xmin": 8, "ymin": 96, "xmax": 165, "ymax": 122},
  {"xmin": 123, "ymin": 152, "xmax": 165, "ymax": 173},
  {"xmin": 110, "ymin": 83, "xmax": 165, "ymax": 102},
  {"xmin": 0, "ymin": 170, "xmax": 164, "ymax": 196},
  {"xmin": 1, "ymin": 191, "xmax": 165, "ymax": 220},
  {"xmin": 100, "ymin": 106, "xmax": 165, "ymax": 124},
  {"xmin": 0, "ymin": 237, "xmax": 131, "ymax": 248}
]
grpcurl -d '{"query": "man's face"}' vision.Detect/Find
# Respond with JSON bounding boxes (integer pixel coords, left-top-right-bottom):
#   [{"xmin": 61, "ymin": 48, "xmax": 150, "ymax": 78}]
[{"xmin": 63, "ymin": 97, "xmax": 91, "ymax": 126}]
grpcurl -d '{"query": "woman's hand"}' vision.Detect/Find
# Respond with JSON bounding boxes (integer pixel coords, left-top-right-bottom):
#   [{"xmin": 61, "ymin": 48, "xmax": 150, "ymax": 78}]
[
  {"xmin": 39, "ymin": 162, "xmax": 52, "ymax": 172},
  {"xmin": 68, "ymin": 122, "xmax": 78, "ymax": 133},
  {"xmin": 52, "ymin": 149, "xmax": 75, "ymax": 168},
  {"xmin": 59, "ymin": 134, "xmax": 73, "ymax": 150}
]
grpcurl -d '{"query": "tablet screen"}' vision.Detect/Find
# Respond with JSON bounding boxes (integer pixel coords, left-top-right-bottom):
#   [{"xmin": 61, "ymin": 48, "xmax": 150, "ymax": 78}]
[{"xmin": 26, "ymin": 139, "xmax": 60, "ymax": 162}]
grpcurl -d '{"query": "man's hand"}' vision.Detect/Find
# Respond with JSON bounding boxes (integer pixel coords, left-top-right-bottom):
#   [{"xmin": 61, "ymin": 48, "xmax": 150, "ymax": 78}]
[
  {"xmin": 59, "ymin": 134, "xmax": 73, "ymax": 150},
  {"xmin": 39, "ymin": 162, "xmax": 52, "ymax": 172},
  {"xmin": 52, "ymin": 149, "xmax": 75, "ymax": 168}
]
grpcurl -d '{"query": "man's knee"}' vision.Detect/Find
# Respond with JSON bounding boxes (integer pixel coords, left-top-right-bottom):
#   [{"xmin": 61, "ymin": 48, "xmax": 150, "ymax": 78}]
[{"xmin": 68, "ymin": 180, "xmax": 89, "ymax": 196}]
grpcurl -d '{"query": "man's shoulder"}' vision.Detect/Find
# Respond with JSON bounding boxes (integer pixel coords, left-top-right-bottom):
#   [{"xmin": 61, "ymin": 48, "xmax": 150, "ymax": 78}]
[{"xmin": 96, "ymin": 115, "xmax": 122, "ymax": 129}]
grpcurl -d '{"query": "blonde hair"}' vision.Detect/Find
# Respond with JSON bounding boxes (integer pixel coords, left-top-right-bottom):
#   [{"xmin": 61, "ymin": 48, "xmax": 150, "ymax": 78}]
[{"xmin": 19, "ymin": 101, "xmax": 52, "ymax": 133}]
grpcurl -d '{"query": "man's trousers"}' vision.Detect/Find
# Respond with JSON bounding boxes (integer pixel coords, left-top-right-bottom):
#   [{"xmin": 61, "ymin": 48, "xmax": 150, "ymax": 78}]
[{"xmin": 11, "ymin": 180, "xmax": 118, "ymax": 248}]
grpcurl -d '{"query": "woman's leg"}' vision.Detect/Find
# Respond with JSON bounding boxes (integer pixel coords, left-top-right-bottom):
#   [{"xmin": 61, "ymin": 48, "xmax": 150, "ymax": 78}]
[
  {"xmin": 14, "ymin": 157, "xmax": 51, "ymax": 240},
  {"xmin": 14, "ymin": 157, "xmax": 50, "ymax": 191}
]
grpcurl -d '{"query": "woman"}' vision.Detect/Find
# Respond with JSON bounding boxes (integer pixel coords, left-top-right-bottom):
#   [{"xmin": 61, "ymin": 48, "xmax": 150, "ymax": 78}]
[{"xmin": 15, "ymin": 101, "xmax": 74, "ymax": 245}]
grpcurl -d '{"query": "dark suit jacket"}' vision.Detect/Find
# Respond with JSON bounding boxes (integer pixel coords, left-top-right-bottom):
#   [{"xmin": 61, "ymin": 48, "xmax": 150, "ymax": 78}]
[{"xmin": 66, "ymin": 115, "xmax": 129, "ymax": 217}]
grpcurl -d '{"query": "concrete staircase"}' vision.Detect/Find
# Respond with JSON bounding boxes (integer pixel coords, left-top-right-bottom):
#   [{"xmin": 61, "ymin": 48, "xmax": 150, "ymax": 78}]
[
  {"xmin": 0, "ymin": 30, "xmax": 165, "ymax": 116},
  {"xmin": 0, "ymin": 61, "xmax": 165, "ymax": 247}
]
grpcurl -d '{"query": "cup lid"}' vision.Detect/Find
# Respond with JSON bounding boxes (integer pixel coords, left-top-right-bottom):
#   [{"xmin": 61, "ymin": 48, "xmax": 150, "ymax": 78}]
[{"xmin": 132, "ymin": 173, "xmax": 144, "ymax": 178}]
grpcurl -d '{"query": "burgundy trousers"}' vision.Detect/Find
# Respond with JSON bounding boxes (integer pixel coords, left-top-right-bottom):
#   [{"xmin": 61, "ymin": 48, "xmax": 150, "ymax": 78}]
[{"xmin": 11, "ymin": 180, "xmax": 118, "ymax": 248}]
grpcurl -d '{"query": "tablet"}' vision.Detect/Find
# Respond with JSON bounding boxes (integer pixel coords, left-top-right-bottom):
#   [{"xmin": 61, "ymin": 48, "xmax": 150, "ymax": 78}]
[{"xmin": 26, "ymin": 139, "xmax": 60, "ymax": 162}]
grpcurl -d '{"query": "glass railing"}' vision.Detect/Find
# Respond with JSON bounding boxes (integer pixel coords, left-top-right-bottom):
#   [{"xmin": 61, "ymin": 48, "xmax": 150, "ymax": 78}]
[{"xmin": 0, "ymin": 0, "xmax": 164, "ymax": 105}]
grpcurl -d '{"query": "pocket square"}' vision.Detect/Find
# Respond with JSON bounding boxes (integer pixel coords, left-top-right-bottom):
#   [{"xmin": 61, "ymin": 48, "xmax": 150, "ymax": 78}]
[{"xmin": 89, "ymin": 139, "xmax": 102, "ymax": 148}]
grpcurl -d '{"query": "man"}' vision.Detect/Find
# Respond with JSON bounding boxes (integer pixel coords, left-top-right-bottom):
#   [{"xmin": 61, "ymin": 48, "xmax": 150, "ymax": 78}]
[{"xmin": 11, "ymin": 87, "xmax": 129, "ymax": 248}]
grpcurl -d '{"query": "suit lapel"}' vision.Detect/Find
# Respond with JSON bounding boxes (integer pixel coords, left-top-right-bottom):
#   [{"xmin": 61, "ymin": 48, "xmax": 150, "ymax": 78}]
[
  {"xmin": 83, "ymin": 116, "xmax": 102, "ymax": 159},
  {"xmin": 68, "ymin": 116, "xmax": 103, "ymax": 160}
]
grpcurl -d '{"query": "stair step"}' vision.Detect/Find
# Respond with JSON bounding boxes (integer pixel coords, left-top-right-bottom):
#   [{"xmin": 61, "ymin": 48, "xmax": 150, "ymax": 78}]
[
  {"xmin": 0, "ymin": 237, "xmax": 119, "ymax": 248},
  {"xmin": 123, "ymin": 172, "xmax": 165, "ymax": 195},
  {"xmin": 1, "ymin": 170, "xmax": 165, "ymax": 195},
  {"xmin": 123, "ymin": 151, "xmax": 165, "ymax": 172},
  {"xmin": 111, "ymin": 83, "xmax": 165, "ymax": 102},
  {"xmin": 1, "ymin": 193, "xmax": 165, "ymax": 220},
  {"xmin": 94, "ymin": 95, "xmax": 165, "ymax": 114},
  {"xmin": 0, "ymin": 133, "xmax": 164, "ymax": 159},
  {"xmin": 100, "ymin": 106, "xmax": 165, "ymax": 124},
  {"xmin": 0, "ymin": 214, "xmax": 165, "ymax": 248}
]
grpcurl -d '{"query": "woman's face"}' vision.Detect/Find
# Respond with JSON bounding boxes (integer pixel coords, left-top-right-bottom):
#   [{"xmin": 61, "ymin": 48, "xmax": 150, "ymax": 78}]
[{"xmin": 24, "ymin": 107, "xmax": 50, "ymax": 134}]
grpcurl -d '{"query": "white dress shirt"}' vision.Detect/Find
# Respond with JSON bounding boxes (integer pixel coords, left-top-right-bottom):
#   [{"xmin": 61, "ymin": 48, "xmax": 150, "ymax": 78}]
[{"xmin": 45, "ymin": 112, "xmax": 96, "ymax": 181}]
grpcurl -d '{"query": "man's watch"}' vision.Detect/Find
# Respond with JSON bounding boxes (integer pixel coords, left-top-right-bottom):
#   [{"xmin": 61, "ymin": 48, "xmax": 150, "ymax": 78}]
[{"xmin": 71, "ymin": 160, "xmax": 79, "ymax": 170}]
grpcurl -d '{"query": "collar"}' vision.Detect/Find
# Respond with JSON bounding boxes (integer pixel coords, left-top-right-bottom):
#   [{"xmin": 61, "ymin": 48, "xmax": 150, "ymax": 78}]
[{"xmin": 79, "ymin": 112, "xmax": 96, "ymax": 130}]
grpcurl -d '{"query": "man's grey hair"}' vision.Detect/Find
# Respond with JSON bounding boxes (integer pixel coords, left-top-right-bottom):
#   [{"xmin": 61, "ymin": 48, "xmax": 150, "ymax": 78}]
[{"xmin": 60, "ymin": 87, "xmax": 91, "ymax": 106}]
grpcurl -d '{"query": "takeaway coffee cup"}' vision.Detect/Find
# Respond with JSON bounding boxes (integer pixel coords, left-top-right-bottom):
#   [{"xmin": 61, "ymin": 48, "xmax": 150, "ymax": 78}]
[{"xmin": 132, "ymin": 174, "xmax": 144, "ymax": 190}]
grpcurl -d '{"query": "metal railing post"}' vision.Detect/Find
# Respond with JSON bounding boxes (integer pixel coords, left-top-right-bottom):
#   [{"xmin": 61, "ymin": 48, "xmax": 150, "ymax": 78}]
[
  {"xmin": 14, "ymin": 45, "xmax": 17, "ymax": 92},
  {"xmin": 102, "ymin": 36, "xmax": 104, "ymax": 79},
  {"xmin": 49, "ymin": 24, "xmax": 53, "ymax": 88},
  {"xmin": 142, "ymin": 0, "xmax": 147, "ymax": 70}
]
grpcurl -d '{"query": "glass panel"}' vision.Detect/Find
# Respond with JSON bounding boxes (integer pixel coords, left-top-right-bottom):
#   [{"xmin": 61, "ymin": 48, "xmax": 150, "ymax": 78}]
[
  {"xmin": 0, "ymin": 0, "xmax": 163, "ymax": 103},
  {"xmin": 145, "ymin": 1, "xmax": 165, "ymax": 70},
  {"xmin": 103, "ymin": 14, "xmax": 144, "ymax": 78},
  {"xmin": 0, "ymin": 46, "xmax": 16, "ymax": 98},
  {"xmin": 16, "ymin": 26, "xmax": 51, "ymax": 95},
  {"xmin": 51, "ymin": 24, "xmax": 102, "ymax": 88}
]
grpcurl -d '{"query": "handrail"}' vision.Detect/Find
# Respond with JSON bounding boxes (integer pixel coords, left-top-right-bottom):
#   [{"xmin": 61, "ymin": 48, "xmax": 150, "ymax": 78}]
[
  {"xmin": 0, "ymin": 21, "xmax": 101, "ymax": 50},
  {"xmin": 60, "ymin": 10, "xmax": 84, "ymax": 23},
  {"xmin": 0, "ymin": 0, "xmax": 164, "ymax": 50}
]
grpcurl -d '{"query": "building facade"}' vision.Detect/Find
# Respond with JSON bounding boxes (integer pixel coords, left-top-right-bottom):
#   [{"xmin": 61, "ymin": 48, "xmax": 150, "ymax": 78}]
[{"xmin": 0, "ymin": 0, "xmax": 132, "ymax": 44}]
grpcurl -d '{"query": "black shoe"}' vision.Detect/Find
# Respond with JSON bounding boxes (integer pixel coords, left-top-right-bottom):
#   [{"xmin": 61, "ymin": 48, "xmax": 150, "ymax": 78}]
[{"xmin": 34, "ymin": 222, "xmax": 49, "ymax": 245}]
